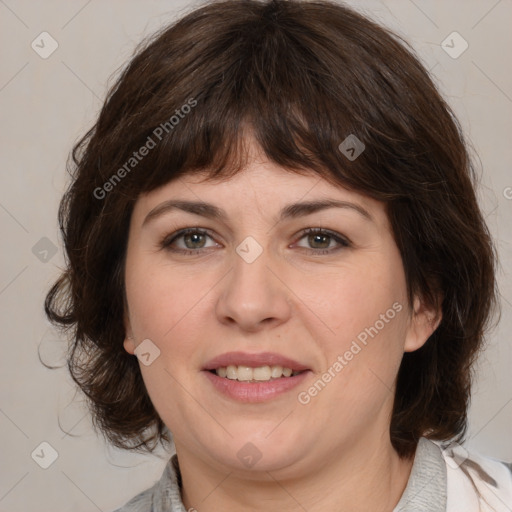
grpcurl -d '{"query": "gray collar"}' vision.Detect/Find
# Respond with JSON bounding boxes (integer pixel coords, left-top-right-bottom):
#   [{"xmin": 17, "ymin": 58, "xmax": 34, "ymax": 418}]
[
  {"xmin": 393, "ymin": 437, "xmax": 447, "ymax": 511},
  {"xmin": 145, "ymin": 437, "xmax": 446, "ymax": 512},
  {"xmin": 151, "ymin": 454, "xmax": 187, "ymax": 512}
]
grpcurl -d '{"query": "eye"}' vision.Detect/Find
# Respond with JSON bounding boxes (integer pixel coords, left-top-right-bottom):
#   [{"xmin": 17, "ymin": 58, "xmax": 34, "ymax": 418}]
[
  {"xmin": 295, "ymin": 228, "xmax": 351, "ymax": 255},
  {"xmin": 160, "ymin": 227, "xmax": 351, "ymax": 256},
  {"xmin": 160, "ymin": 228, "xmax": 218, "ymax": 255}
]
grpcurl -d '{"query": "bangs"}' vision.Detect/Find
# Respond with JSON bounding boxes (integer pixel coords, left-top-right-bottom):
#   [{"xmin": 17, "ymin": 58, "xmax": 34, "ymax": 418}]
[{"xmin": 93, "ymin": 2, "xmax": 422, "ymax": 203}]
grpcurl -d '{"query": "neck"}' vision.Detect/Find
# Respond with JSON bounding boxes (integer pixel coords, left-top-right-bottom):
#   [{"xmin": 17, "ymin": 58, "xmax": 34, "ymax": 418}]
[{"xmin": 176, "ymin": 433, "xmax": 416, "ymax": 512}]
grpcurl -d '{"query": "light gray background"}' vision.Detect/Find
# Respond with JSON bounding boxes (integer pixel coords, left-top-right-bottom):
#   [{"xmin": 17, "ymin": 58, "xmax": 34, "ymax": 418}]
[{"xmin": 1, "ymin": 1, "xmax": 511, "ymax": 511}]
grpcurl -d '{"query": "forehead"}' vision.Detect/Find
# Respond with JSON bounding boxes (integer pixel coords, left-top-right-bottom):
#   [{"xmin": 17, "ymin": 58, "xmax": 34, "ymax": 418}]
[
  {"xmin": 131, "ymin": 159, "xmax": 389, "ymax": 235},
  {"xmin": 132, "ymin": 133, "xmax": 382, "ymax": 222}
]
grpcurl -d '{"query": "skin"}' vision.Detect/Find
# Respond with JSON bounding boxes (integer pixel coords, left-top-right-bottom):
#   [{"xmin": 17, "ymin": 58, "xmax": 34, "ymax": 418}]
[{"xmin": 123, "ymin": 137, "xmax": 441, "ymax": 511}]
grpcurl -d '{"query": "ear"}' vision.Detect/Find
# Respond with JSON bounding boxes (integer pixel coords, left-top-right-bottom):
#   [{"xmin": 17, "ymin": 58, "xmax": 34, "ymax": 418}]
[
  {"xmin": 123, "ymin": 314, "xmax": 136, "ymax": 355},
  {"xmin": 404, "ymin": 294, "xmax": 442, "ymax": 353}
]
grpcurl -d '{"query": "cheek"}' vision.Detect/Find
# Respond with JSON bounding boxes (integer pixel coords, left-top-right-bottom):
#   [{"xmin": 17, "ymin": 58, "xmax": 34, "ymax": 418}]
[
  {"xmin": 125, "ymin": 258, "xmax": 203, "ymax": 339},
  {"xmin": 125, "ymin": 258, "xmax": 215, "ymax": 400},
  {"xmin": 313, "ymin": 264, "xmax": 405, "ymax": 338},
  {"xmin": 305, "ymin": 255, "xmax": 408, "ymax": 381},
  {"xmin": 297, "ymin": 273, "xmax": 407, "ymax": 429},
  {"xmin": 125, "ymin": 260, "xmax": 209, "ymax": 427}
]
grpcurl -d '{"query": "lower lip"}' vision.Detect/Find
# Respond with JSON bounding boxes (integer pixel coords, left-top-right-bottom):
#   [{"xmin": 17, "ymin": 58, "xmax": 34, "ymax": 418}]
[{"xmin": 203, "ymin": 370, "xmax": 311, "ymax": 403}]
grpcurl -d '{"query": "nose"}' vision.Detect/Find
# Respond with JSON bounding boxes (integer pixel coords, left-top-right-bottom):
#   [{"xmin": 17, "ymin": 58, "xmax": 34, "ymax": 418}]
[{"xmin": 215, "ymin": 243, "xmax": 292, "ymax": 332}]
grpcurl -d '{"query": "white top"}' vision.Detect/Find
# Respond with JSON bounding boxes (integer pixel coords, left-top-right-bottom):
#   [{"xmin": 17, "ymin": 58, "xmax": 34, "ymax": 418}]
[{"xmin": 112, "ymin": 437, "xmax": 512, "ymax": 511}]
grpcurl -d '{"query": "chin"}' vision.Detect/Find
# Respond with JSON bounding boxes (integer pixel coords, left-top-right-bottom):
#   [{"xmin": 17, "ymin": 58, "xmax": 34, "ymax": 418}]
[{"xmin": 193, "ymin": 426, "xmax": 308, "ymax": 474}]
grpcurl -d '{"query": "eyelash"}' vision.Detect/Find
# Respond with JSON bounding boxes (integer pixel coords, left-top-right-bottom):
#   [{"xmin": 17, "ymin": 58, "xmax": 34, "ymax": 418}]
[{"xmin": 159, "ymin": 227, "xmax": 351, "ymax": 256}]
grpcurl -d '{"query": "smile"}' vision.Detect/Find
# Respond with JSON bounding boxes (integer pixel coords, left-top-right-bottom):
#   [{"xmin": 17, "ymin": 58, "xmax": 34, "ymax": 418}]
[
  {"xmin": 202, "ymin": 352, "xmax": 311, "ymax": 402},
  {"xmin": 212, "ymin": 365, "xmax": 303, "ymax": 382}
]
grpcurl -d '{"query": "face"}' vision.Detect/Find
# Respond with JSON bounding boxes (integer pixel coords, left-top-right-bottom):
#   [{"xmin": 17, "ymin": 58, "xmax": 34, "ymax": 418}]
[{"xmin": 123, "ymin": 138, "xmax": 438, "ymax": 478}]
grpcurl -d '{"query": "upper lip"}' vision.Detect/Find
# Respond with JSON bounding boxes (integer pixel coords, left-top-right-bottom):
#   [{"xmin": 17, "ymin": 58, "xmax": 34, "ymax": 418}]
[{"xmin": 203, "ymin": 351, "xmax": 310, "ymax": 371}]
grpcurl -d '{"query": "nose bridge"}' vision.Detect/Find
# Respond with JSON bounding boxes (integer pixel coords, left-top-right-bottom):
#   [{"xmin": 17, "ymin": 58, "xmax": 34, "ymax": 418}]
[{"xmin": 216, "ymin": 235, "xmax": 291, "ymax": 329}]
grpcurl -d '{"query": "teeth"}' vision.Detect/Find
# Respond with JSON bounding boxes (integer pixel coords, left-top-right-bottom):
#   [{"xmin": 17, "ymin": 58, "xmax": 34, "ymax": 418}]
[
  {"xmin": 253, "ymin": 366, "xmax": 272, "ymax": 381},
  {"xmin": 236, "ymin": 366, "xmax": 253, "ymax": 381},
  {"xmin": 282, "ymin": 367, "xmax": 292, "ymax": 377},
  {"xmin": 215, "ymin": 365, "xmax": 300, "ymax": 381},
  {"xmin": 271, "ymin": 365, "xmax": 283, "ymax": 378}
]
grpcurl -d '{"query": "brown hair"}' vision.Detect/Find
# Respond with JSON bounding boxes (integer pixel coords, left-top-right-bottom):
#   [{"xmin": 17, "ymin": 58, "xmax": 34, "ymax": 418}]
[{"xmin": 45, "ymin": 0, "xmax": 499, "ymax": 458}]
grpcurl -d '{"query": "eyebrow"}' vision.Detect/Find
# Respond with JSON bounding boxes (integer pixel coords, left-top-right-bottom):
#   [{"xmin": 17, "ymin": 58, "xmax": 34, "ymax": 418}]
[{"xmin": 142, "ymin": 198, "xmax": 374, "ymax": 228}]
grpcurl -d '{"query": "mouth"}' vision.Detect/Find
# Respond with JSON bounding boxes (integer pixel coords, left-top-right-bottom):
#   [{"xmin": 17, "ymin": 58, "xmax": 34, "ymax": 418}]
[
  {"xmin": 208, "ymin": 365, "xmax": 304, "ymax": 382},
  {"xmin": 202, "ymin": 351, "xmax": 311, "ymax": 402}
]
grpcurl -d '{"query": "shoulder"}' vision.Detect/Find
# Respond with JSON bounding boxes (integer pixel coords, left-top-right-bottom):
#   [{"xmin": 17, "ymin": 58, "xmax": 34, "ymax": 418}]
[
  {"xmin": 110, "ymin": 454, "xmax": 186, "ymax": 512},
  {"xmin": 434, "ymin": 440, "xmax": 512, "ymax": 512},
  {"xmin": 111, "ymin": 486, "xmax": 154, "ymax": 512}
]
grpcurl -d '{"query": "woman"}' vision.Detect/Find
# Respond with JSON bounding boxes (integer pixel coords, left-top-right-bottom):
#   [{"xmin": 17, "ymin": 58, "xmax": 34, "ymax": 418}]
[{"xmin": 45, "ymin": 0, "xmax": 512, "ymax": 510}]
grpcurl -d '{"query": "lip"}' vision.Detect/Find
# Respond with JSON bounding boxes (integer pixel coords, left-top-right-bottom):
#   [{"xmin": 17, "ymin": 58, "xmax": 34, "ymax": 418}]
[
  {"xmin": 202, "ymin": 351, "xmax": 310, "ymax": 372},
  {"xmin": 203, "ymin": 369, "xmax": 311, "ymax": 403}
]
